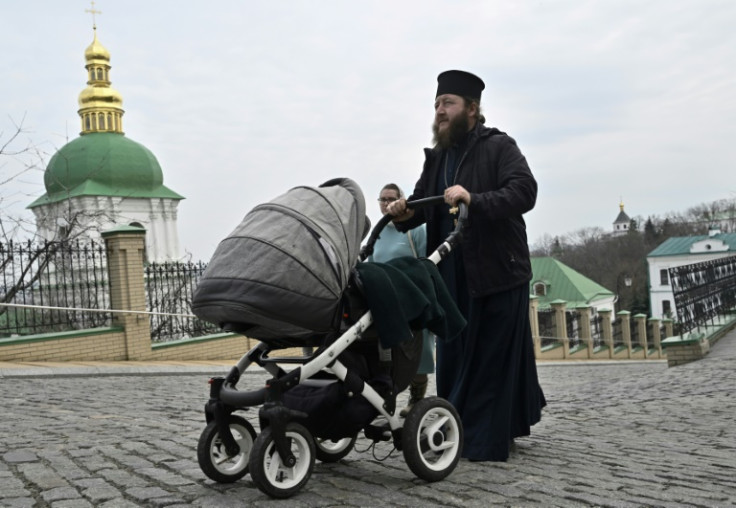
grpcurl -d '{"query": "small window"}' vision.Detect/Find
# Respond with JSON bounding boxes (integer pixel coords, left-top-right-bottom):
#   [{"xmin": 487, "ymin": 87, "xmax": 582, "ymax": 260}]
[
  {"xmin": 660, "ymin": 269, "xmax": 669, "ymax": 285},
  {"xmin": 533, "ymin": 282, "xmax": 546, "ymax": 297},
  {"xmin": 662, "ymin": 300, "xmax": 671, "ymax": 318}
]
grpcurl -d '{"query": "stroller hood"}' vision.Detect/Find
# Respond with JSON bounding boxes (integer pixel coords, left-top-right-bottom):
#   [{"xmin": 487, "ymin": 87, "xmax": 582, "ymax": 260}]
[{"xmin": 192, "ymin": 178, "xmax": 370, "ymax": 340}]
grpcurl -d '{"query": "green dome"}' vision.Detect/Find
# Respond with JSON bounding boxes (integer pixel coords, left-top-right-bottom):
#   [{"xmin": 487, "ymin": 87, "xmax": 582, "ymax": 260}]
[{"xmin": 30, "ymin": 132, "xmax": 182, "ymax": 207}]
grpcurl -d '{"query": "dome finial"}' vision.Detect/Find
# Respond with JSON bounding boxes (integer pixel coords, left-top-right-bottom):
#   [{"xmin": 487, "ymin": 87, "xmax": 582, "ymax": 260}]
[{"xmin": 85, "ymin": 0, "xmax": 102, "ymax": 30}]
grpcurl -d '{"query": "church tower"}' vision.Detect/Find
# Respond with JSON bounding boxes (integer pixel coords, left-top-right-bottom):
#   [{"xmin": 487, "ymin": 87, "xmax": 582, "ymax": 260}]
[
  {"xmin": 612, "ymin": 199, "xmax": 631, "ymax": 236},
  {"xmin": 28, "ymin": 10, "xmax": 184, "ymax": 262}
]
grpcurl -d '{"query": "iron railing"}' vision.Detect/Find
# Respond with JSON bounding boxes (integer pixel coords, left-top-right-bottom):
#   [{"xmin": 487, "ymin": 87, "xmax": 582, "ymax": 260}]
[
  {"xmin": 537, "ymin": 308, "xmax": 556, "ymax": 348},
  {"xmin": 591, "ymin": 312, "xmax": 603, "ymax": 348},
  {"xmin": 0, "ymin": 240, "xmax": 111, "ymax": 337},
  {"xmin": 669, "ymin": 255, "xmax": 736, "ymax": 335},
  {"xmin": 145, "ymin": 261, "xmax": 220, "ymax": 343}
]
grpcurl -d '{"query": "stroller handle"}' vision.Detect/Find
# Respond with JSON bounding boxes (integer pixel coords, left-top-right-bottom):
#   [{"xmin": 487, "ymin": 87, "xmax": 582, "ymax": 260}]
[{"xmin": 360, "ymin": 196, "xmax": 468, "ymax": 261}]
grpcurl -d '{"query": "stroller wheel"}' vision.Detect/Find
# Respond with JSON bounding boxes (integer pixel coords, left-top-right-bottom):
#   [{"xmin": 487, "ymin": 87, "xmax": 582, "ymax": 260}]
[
  {"xmin": 249, "ymin": 422, "xmax": 315, "ymax": 499},
  {"xmin": 314, "ymin": 434, "xmax": 357, "ymax": 463},
  {"xmin": 402, "ymin": 397, "xmax": 463, "ymax": 482},
  {"xmin": 197, "ymin": 414, "xmax": 256, "ymax": 483}
]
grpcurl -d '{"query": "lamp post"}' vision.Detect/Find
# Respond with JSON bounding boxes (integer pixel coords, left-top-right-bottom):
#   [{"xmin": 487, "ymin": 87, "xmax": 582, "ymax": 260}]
[{"xmin": 616, "ymin": 273, "xmax": 633, "ymax": 312}]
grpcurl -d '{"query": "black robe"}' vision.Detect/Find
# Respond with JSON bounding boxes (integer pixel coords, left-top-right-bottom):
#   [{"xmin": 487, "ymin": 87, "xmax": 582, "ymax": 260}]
[{"xmin": 434, "ymin": 139, "xmax": 546, "ymax": 462}]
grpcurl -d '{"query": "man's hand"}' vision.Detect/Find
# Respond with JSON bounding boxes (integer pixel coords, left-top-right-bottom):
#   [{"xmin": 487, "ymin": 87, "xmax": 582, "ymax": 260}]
[
  {"xmin": 444, "ymin": 185, "xmax": 471, "ymax": 206},
  {"xmin": 386, "ymin": 198, "xmax": 414, "ymax": 222}
]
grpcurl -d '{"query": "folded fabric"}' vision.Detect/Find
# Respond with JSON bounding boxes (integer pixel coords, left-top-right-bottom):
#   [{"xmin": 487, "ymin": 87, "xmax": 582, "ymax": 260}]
[{"xmin": 354, "ymin": 256, "xmax": 466, "ymax": 349}]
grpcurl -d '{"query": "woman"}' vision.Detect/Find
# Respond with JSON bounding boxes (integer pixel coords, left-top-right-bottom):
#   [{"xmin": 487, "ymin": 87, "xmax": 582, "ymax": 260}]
[{"xmin": 368, "ymin": 183, "xmax": 434, "ymax": 415}]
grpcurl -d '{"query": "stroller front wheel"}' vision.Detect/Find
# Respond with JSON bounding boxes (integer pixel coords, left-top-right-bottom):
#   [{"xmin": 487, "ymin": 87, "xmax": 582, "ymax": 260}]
[
  {"xmin": 402, "ymin": 397, "xmax": 463, "ymax": 482},
  {"xmin": 249, "ymin": 422, "xmax": 315, "ymax": 498},
  {"xmin": 197, "ymin": 414, "xmax": 256, "ymax": 483}
]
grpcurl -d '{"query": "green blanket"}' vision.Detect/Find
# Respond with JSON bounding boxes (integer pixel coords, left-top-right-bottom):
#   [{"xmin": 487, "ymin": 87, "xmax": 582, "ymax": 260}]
[{"xmin": 355, "ymin": 256, "xmax": 466, "ymax": 349}]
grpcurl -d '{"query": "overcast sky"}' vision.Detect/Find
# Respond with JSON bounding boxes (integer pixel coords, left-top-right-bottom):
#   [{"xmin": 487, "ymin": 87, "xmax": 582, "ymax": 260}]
[{"xmin": 2, "ymin": 0, "xmax": 735, "ymax": 261}]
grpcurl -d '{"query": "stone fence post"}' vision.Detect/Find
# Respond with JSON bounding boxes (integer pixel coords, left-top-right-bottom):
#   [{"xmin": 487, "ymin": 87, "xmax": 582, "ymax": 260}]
[
  {"xmin": 577, "ymin": 305, "xmax": 592, "ymax": 359},
  {"xmin": 551, "ymin": 299, "xmax": 569, "ymax": 358},
  {"xmin": 617, "ymin": 310, "xmax": 632, "ymax": 358},
  {"xmin": 102, "ymin": 226, "xmax": 152, "ymax": 361},
  {"xmin": 634, "ymin": 313, "xmax": 649, "ymax": 358},
  {"xmin": 529, "ymin": 295, "xmax": 541, "ymax": 358},
  {"xmin": 663, "ymin": 318, "xmax": 674, "ymax": 338},
  {"xmin": 599, "ymin": 309, "xmax": 614, "ymax": 358},
  {"xmin": 648, "ymin": 317, "xmax": 662, "ymax": 358}
]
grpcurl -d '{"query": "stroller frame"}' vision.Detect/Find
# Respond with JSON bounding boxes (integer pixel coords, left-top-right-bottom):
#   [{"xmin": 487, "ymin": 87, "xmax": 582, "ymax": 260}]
[{"xmin": 197, "ymin": 197, "xmax": 467, "ymax": 499}]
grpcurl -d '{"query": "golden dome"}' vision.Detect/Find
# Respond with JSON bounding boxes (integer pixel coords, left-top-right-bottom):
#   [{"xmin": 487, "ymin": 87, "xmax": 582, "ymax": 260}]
[
  {"xmin": 77, "ymin": 29, "xmax": 124, "ymax": 135},
  {"xmin": 84, "ymin": 31, "xmax": 110, "ymax": 64},
  {"xmin": 78, "ymin": 85, "xmax": 123, "ymax": 109}
]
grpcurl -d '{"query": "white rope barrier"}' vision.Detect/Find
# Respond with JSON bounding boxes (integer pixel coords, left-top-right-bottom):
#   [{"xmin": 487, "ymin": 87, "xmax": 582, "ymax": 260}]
[{"xmin": 0, "ymin": 301, "xmax": 197, "ymax": 319}]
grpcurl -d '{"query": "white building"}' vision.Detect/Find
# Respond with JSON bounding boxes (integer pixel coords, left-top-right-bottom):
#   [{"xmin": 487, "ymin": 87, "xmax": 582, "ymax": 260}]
[
  {"xmin": 647, "ymin": 226, "xmax": 736, "ymax": 319},
  {"xmin": 28, "ymin": 26, "xmax": 183, "ymax": 262}
]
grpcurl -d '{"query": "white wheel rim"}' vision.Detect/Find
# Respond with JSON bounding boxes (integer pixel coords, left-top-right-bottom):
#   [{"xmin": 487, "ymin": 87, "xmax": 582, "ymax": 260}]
[
  {"xmin": 416, "ymin": 407, "xmax": 460, "ymax": 471},
  {"xmin": 261, "ymin": 430, "xmax": 312, "ymax": 489},
  {"xmin": 210, "ymin": 424, "xmax": 252, "ymax": 475},
  {"xmin": 316, "ymin": 437, "xmax": 352, "ymax": 454}
]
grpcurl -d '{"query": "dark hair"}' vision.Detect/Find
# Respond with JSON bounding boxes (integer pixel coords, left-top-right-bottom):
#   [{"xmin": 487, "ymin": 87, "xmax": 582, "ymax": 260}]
[
  {"xmin": 463, "ymin": 96, "xmax": 485, "ymax": 125},
  {"xmin": 381, "ymin": 183, "xmax": 404, "ymax": 198}
]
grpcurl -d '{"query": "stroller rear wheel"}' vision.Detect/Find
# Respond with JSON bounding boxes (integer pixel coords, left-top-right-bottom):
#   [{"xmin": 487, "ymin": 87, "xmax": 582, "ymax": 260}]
[
  {"xmin": 197, "ymin": 414, "xmax": 256, "ymax": 483},
  {"xmin": 249, "ymin": 422, "xmax": 315, "ymax": 498},
  {"xmin": 402, "ymin": 397, "xmax": 463, "ymax": 482},
  {"xmin": 314, "ymin": 434, "xmax": 357, "ymax": 462}
]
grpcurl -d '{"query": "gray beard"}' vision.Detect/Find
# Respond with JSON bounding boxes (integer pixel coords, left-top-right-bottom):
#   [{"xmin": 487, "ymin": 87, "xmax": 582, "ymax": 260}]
[{"xmin": 432, "ymin": 111, "xmax": 470, "ymax": 148}]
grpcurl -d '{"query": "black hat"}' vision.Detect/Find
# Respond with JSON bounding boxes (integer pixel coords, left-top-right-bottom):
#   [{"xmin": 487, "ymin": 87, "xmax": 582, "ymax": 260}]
[{"xmin": 436, "ymin": 70, "xmax": 485, "ymax": 100}]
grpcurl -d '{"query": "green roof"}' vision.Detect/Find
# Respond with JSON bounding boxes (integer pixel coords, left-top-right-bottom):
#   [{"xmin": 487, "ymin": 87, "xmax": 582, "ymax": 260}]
[
  {"xmin": 530, "ymin": 257, "xmax": 614, "ymax": 309},
  {"xmin": 647, "ymin": 233, "xmax": 736, "ymax": 257},
  {"xmin": 29, "ymin": 132, "xmax": 183, "ymax": 208}
]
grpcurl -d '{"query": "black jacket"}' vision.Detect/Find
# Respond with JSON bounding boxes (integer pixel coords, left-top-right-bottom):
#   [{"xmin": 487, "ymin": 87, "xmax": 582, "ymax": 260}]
[{"xmin": 398, "ymin": 123, "xmax": 537, "ymax": 297}]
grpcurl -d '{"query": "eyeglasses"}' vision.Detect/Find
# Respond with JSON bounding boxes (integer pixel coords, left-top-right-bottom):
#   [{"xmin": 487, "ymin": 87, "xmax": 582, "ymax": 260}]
[{"xmin": 377, "ymin": 197, "xmax": 399, "ymax": 203}]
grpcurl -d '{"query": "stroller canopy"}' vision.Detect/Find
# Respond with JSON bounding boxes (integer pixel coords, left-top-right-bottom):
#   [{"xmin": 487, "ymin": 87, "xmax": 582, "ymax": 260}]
[{"xmin": 192, "ymin": 178, "xmax": 369, "ymax": 340}]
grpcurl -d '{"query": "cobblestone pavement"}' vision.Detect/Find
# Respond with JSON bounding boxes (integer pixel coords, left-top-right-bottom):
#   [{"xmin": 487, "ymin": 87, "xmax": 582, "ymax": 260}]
[{"xmin": 1, "ymin": 332, "xmax": 735, "ymax": 508}]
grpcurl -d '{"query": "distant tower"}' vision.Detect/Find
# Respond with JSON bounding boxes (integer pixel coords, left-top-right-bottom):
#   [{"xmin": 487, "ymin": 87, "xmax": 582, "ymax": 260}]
[
  {"xmin": 612, "ymin": 199, "xmax": 631, "ymax": 236},
  {"xmin": 28, "ymin": 11, "xmax": 184, "ymax": 261}
]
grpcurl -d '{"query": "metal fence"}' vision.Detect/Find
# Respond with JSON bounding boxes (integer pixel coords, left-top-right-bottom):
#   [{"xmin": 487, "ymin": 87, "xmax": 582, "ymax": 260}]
[
  {"xmin": 669, "ymin": 255, "xmax": 736, "ymax": 335},
  {"xmin": 0, "ymin": 240, "xmax": 111, "ymax": 337},
  {"xmin": 537, "ymin": 308, "xmax": 556, "ymax": 348},
  {"xmin": 145, "ymin": 261, "xmax": 220, "ymax": 343},
  {"xmin": 591, "ymin": 312, "xmax": 603, "ymax": 348}
]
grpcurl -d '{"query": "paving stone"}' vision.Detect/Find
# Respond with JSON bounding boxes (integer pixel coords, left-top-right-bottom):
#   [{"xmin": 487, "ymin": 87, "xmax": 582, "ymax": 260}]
[
  {"xmin": 40, "ymin": 486, "xmax": 81, "ymax": 502},
  {"xmin": 3, "ymin": 451, "xmax": 38, "ymax": 464},
  {"xmin": 0, "ymin": 498, "xmax": 36, "ymax": 508},
  {"xmin": 1, "ymin": 331, "xmax": 735, "ymax": 506}
]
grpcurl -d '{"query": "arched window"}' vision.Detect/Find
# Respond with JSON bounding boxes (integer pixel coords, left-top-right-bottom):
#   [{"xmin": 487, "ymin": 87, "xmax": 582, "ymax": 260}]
[
  {"xmin": 85, "ymin": 115, "xmax": 91, "ymax": 130},
  {"xmin": 96, "ymin": 68, "xmax": 102, "ymax": 80},
  {"xmin": 107, "ymin": 113, "xmax": 112, "ymax": 130},
  {"xmin": 533, "ymin": 282, "xmax": 546, "ymax": 297}
]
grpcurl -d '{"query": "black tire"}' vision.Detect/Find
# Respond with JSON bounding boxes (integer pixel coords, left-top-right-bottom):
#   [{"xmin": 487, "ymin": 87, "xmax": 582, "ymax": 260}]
[
  {"xmin": 249, "ymin": 422, "xmax": 316, "ymax": 499},
  {"xmin": 402, "ymin": 397, "xmax": 463, "ymax": 482},
  {"xmin": 197, "ymin": 414, "xmax": 257, "ymax": 483},
  {"xmin": 314, "ymin": 434, "xmax": 357, "ymax": 463}
]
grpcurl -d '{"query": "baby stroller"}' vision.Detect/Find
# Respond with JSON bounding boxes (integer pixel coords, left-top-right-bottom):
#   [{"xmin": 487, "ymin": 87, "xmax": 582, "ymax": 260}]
[{"xmin": 191, "ymin": 178, "xmax": 468, "ymax": 499}]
